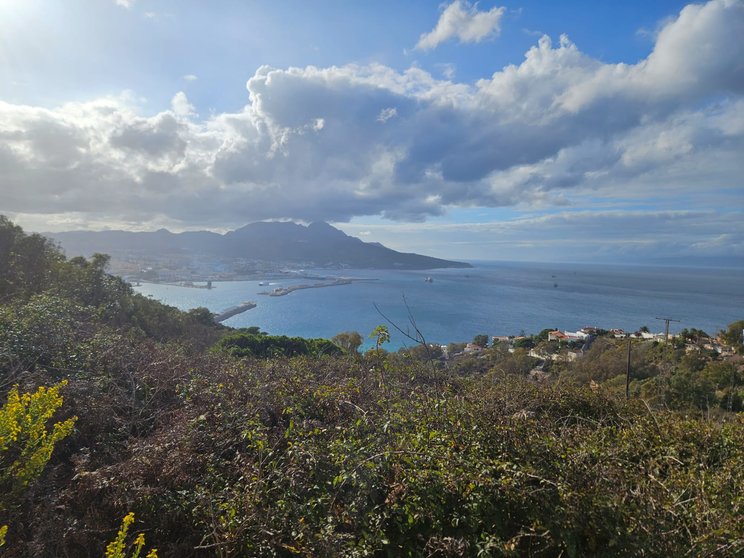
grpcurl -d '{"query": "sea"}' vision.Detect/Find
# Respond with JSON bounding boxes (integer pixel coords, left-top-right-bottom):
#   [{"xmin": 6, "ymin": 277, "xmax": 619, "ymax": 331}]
[{"xmin": 133, "ymin": 261, "xmax": 744, "ymax": 350}]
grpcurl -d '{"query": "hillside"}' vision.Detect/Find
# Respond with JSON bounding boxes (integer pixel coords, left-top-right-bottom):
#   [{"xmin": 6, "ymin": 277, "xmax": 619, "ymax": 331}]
[
  {"xmin": 1, "ymin": 215, "xmax": 742, "ymax": 557},
  {"xmin": 48, "ymin": 221, "xmax": 472, "ymax": 270}
]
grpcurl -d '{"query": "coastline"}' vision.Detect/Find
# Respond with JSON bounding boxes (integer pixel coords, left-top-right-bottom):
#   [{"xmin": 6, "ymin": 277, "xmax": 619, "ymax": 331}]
[{"xmin": 132, "ymin": 264, "xmax": 743, "ymax": 348}]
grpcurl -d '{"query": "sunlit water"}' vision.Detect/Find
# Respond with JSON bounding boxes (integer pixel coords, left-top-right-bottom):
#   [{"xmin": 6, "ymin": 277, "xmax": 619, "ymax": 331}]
[{"xmin": 133, "ymin": 261, "xmax": 744, "ymax": 350}]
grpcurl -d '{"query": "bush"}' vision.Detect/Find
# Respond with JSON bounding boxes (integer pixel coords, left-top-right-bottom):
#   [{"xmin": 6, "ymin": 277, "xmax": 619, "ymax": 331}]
[{"xmin": 216, "ymin": 331, "xmax": 343, "ymax": 359}]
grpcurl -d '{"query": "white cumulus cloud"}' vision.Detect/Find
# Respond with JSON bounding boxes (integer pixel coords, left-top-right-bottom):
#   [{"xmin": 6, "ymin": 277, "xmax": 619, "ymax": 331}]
[
  {"xmin": 416, "ymin": 1, "xmax": 506, "ymax": 51},
  {"xmin": 170, "ymin": 91, "xmax": 195, "ymax": 117},
  {"xmin": 0, "ymin": 0, "xmax": 742, "ymax": 236}
]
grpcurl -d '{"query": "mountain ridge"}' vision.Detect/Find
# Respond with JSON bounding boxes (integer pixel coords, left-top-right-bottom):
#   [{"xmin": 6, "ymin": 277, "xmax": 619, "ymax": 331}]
[{"xmin": 47, "ymin": 221, "xmax": 471, "ymax": 270}]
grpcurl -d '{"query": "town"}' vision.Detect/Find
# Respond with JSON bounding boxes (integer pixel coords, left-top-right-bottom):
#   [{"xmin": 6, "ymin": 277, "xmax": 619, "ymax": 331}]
[{"xmin": 450, "ymin": 325, "xmax": 740, "ymax": 361}]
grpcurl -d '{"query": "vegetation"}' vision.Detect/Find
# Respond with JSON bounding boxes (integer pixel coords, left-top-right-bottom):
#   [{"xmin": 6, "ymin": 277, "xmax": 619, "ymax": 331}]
[
  {"xmin": 332, "ymin": 331, "xmax": 364, "ymax": 354},
  {"xmin": 720, "ymin": 320, "xmax": 744, "ymax": 353},
  {"xmin": 0, "ymin": 382, "xmax": 76, "ymax": 546},
  {"xmin": 217, "ymin": 330, "xmax": 343, "ymax": 358},
  {"xmin": 105, "ymin": 512, "xmax": 158, "ymax": 558},
  {"xmin": 0, "ymin": 216, "xmax": 742, "ymax": 556},
  {"xmin": 472, "ymin": 334, "xmax": 489, "ymax": 348}
]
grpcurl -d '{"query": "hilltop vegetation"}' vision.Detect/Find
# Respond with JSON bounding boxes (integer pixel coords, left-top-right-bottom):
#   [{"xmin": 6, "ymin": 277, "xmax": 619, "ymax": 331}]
[{"xmin": 0, "ymin": 216, "xmax": 742, "ymax": 557}]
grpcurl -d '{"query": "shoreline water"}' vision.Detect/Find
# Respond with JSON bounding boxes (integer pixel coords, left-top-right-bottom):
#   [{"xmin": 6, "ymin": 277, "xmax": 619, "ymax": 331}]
[{"xmin": 133, "ymin": 262, "xmax": 744, "ymax": 349}]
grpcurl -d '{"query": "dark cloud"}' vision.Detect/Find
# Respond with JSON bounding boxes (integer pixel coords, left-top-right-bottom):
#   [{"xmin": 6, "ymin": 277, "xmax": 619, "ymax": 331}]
[{"xmin": 110, "ymin": 113, "xmax": 187, "ymax": 158}]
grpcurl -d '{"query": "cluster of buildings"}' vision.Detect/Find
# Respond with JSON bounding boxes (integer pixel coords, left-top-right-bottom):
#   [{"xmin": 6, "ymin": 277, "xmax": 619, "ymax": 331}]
[
  {"xmin": 547, "ymin": 327, "xmax": 669, "ymax": 342},
  {"xmin": 493, "ymin": 326, "xmax": 737, "ymax": 360},
  {"xmin": 442, "ymin": 324, "xmax": 740, "ymax": 369}
]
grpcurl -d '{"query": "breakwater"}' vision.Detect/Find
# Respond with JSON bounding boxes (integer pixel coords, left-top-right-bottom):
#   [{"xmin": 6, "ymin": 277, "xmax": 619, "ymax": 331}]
[
  {"xmin": 259, "ymin": 278, "xmax": 354, "ymax": 297},
  {"xmin": 214, "ymin": 301, "xmax": 257, "ymax": 322}
]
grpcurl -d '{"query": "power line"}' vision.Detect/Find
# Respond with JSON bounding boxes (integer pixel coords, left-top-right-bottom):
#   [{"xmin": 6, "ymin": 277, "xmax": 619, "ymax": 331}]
[
  {"xmin": 655, "ymin": 316, "xmax": 680, "ymax": 345},
  {"xmin": 625, "ymin": 337, "xmax": 632, "ymax": 400}
]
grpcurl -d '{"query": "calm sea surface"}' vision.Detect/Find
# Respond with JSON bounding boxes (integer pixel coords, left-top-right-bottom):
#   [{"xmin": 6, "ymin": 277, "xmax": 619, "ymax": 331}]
[{"xmin": 133, "ymin": 262, "xmax": 744, "ymax": 350}]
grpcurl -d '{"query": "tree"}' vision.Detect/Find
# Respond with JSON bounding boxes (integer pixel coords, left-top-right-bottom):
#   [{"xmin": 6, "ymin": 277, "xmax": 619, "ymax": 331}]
[
  {"xmin": 719, "ymin": 320, "xmax": 744, "ymax": 352},
  {"xmin": 485, "ymin": 348, "xmax": 539, "ymax": 377},
  {"xmin": 678, "ymin": 328, "xmax": 710, "ymax": 345},
  {"xmin": 703, "ymin": 361, "xmax": 740, "ymax": 389},
  {"xmin": 186, "ymin": 307, "xmax": 216, "ymax": 326},
  {"xmin": 513, "ymin": 337, "xmax": 535, "ymax": 349},
  {"xmin": 217, "ymin": 331, "xmax": 342, "ymax": 359},
  {"xmin": 369, "ymin": 325, "xmax": 390, "ymax": 353},
  {"xmin": 536, "ymin": 328, "xmax": 557, "ymax": 342},
  {"xmin": 0, "ymin": 294, "xmax": 88, "ymax": 377},
  {"xmin": 703, "ymin": 361, "xmax": 742, "ymax": 412},
  {"xmin": 399, "ymin": 343, "xmax": 443, "ymax": 361},
  {"xmin": 0, "ymin": 215, "xmax": 63, "ymax": 300},
  {"xmin": 667, "ymin": 369, "xmax": 717, "ymax": 411},
  {"xmin": 472, "ymin": 334, "xmax": 489, "ymax": 348},
  {"xmin": 332, "ymin": 331, "xmax": 364, "ymax": 354}
]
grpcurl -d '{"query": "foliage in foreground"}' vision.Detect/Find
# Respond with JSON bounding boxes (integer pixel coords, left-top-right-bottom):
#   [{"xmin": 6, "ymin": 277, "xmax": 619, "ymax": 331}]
[
  {"xmin": 0, "ymin": 215, "xmax": 743, "ymax": 557},
  {"xmin": 4, "ymin": 352, "xmax": 740, "ymax": 557},
  {"xmin": 0, "ymin": 382, "xmax": 76, "ymax": 546},
  {"xmin": 105, "ymin": 512, "xmax": 158, "ymax": 558}
]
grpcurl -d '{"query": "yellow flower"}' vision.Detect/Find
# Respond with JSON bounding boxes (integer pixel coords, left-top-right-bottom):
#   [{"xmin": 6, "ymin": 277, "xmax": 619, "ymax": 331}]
[{"xmin": 104, "ymin": 513, "xmax": 157, "ymax": 558}]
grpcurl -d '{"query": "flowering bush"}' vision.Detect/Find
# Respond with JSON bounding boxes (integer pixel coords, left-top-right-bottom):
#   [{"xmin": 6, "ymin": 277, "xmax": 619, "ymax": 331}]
[{"xmin": 0, "ymin": 382, "xmax": 76, "ymax": 546}]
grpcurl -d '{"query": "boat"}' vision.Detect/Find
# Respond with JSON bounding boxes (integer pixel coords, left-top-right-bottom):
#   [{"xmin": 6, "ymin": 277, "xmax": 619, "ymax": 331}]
[{"xmin": 424, "ymin": 277, "xmax": 433, "ymax": 283}]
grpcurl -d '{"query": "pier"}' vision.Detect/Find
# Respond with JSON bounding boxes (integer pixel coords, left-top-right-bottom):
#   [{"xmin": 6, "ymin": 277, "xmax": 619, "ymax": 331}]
[
  {"xmin": 214, "ymin": 301, "xmax": 257, "ymax": 322},
  {"xmin": 259, "ymin": 278, "xmax": 354, "ymax": 297}
]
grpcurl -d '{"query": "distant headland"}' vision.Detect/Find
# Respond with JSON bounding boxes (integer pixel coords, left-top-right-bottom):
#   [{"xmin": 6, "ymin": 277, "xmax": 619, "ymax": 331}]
[{"xmin": 48, "ymin": 221, "xmax": 471, "ymax": 272}]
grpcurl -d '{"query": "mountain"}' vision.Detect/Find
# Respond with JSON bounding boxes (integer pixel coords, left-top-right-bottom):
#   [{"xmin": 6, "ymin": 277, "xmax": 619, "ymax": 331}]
[{"xmin": 47, "ymin": 221, "xmax": 471, "ymax": 270}]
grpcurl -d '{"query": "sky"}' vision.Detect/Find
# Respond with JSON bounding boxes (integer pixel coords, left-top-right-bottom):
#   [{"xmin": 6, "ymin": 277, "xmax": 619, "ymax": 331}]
[{"xmin": 0, "ymin": 0, "xmax": 743, "ymax": 263}]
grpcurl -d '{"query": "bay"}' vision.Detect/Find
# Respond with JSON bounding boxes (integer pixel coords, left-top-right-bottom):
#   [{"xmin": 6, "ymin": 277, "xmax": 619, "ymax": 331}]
[{"xmin": 133, "ymin": 261, "xmax": 744, "ymax": 350}]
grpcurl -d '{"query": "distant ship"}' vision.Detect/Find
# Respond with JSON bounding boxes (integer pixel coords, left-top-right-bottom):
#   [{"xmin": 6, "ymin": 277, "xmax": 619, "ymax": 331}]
[{"xmin": 424, "ymin": 277, "xmax": 433, "ymax": 283}]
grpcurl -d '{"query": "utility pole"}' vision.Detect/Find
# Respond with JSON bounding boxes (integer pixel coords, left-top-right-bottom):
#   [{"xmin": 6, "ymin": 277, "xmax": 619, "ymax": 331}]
[
  {"xmin": 625, "ymin": 337, "xmax": 632, "ymax": 400},
  {"xmin": 655, "ymin": 316, "xmax": 680, "ymax": 345}
]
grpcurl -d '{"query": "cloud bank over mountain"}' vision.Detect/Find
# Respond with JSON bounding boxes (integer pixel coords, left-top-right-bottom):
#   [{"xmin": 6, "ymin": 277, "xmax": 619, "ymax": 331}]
[
  {"xmin": 338, "ymin": 210, "xmax": 744, "ymax": 262},
  {"xmin": 1, "ymin": 0, "xmax": 742, "ymax": 256}
]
